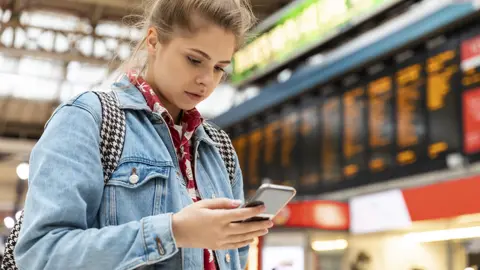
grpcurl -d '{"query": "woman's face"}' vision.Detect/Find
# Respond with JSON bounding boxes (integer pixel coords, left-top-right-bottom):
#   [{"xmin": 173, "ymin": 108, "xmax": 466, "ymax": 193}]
[{"xmin": 145, "ymin": 19, "xmax": 236, "ymax": 116}]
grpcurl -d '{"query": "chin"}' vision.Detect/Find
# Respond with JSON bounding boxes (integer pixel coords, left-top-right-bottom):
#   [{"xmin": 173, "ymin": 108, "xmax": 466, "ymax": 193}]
[{"xmin": 178, "ymin": 102, "xmax": 198, "ymax": 111}]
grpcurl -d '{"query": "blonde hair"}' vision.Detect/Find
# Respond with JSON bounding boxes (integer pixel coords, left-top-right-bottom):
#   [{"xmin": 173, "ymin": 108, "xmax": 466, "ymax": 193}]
[{"xmin": 122, "ymin": 0, "xmax": 256, "ymax": 76}]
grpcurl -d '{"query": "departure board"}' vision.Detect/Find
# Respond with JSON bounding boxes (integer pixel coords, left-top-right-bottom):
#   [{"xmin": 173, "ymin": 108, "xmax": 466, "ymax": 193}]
[
  {"xmin": 247, "ymin": 120, "xmax": 264, "ymax": 192},
  {"xmin": 321, "ymin": 94, "xmax": 342, "ymax": 184},
  {"xmin": 367, "ymin": 64, "xmax": 395, "ymax": 174},
  {"xmin": 263, "ymin": 112, "xmax": 283, "ymax": 184},
  {"xmin": 461, "ymin": 27, "xmax": 480, "ymax": 155},
  {"xmin": 342, "ymin": 86, "xmax": 367, "ymax": 179},
  {"xmin": 426, "ymin": 36, "xmax": 462, "ymax": 160},
  {"xmin": 299, "ymin": 96, "xmax": 321, "ymax": 192},
  {"xmin": 281, "ymin": 106, "xmax": 301, "ymax": 188},
  {"xmin": 231, "ymin": 125, "xmax": 249, "ymax": 184},
  {"xmin": 395, "ymin": 50, "xmax": 428, "ymax": 167}
]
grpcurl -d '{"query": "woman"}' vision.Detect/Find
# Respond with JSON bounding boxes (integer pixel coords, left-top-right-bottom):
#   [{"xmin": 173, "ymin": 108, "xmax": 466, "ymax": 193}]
[{"xmin": 13, "ymin": 0, "xmax": 272, "ymax": 269}]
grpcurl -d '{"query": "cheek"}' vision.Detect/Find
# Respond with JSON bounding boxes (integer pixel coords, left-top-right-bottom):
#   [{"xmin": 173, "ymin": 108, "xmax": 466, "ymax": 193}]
[{"xmin": 155, "ymin": 55, "xmax": 184, "ymax": 91}]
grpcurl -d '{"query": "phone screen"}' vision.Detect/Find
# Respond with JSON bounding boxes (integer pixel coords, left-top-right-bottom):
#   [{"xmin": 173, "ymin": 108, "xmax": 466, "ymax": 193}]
[{"xmin": 246, "ymin": 188, "xmax": 295, "ymax": 216}]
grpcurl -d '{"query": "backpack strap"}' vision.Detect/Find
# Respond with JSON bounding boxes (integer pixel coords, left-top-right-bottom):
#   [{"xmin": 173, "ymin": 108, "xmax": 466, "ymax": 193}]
[
  {"xmin": 202, "ymin": 121, "xmax": 236, "ymax": 185},
  {"xmin": 1, "ymin": 91, "xmax": 126, "ymax": 270},
  {"xmin": 1, "ymin": 214, "xmax": 22, "ymax": 270},
  {"xmin": 93, "ymin": 91, "xmax": 126, "ymax": 184}
]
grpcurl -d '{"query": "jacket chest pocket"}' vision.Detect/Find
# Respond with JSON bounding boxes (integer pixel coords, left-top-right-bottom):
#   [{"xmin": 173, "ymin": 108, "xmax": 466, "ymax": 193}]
[{"xmin": 102, "ymin": 160, "xmax": 172, "ymax": 226}]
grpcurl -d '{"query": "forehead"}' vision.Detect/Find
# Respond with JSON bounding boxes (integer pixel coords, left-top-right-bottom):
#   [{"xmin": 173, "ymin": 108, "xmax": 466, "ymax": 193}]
[{"xmin": 170, "ymin": 22, "xmax": 236, "ymax": 60}]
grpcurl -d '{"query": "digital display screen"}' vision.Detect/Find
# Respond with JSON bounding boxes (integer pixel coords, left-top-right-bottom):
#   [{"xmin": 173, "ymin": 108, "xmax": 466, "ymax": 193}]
[
  {"xmin": 426, "ymin": 37, "xmax": 461, "ymax": 159},
  {"xmin": 395, "ymin": 51, "xmax": 427, "ymax": 166},
  {"xmin": 343, "ymin": 86, "xmax": 367, "ymax": 178},
  {"xmin": 321, "ymin": 95, "xmax": 342, "ymax": 183},
  {"xmin": 368, "ymin": 74, "xmax": 395, "ymax": 173},
  {"xmin": 247, "ymin": 124, "xmax": 263, "ymax": 190},
  {"xmin": 263, "ymin": 113, "xmax": 283, "ymax": 184},
  {"xmin": 232, "ymin": 126, "xmax": 249, "ymax": 185},
  {"xmin": 231, "ymin": 0, "xmax": 396, "ymax": 84},
  {"xmin": 299, "ymin": 97, "xmax": 321, "ymax": 190},
  {"xmin": 281, "ymin": 107, "xmax": 301, "ymax": 188}
]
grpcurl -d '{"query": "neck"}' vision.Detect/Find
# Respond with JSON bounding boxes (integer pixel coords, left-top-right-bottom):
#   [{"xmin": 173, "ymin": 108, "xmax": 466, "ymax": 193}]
[
  {"xmin": 144, "ymin": 72, "xmax": 182, "ymax": 123},
  {"xmin": 162, "ymin": 102, "xmax": 182, "ymax": 124}
]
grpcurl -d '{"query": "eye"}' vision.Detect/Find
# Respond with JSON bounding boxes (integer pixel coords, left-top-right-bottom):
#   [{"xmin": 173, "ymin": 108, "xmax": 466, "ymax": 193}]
[
  {"xmin": 187, "ymin": 56, "xmax": 201, "ymax": 65},
  {"xmin": 214, "ymin": 66, "xmax": 225, "ymax": 73}
]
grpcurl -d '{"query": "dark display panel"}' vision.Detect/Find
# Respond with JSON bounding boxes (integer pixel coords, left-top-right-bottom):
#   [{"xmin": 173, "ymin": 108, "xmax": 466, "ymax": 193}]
[
  {"xmin": 299, "ymin": 95, "xmax": 322, "ymax": 193},
  {"xmin": 394, "ymin": 49, "xmax": 428, "ymax": 171},
  {"xmin": 231, "ymin": 125, "xmax": 249, "ymax": 189},
  {"xmin": 263, "ymin": 112, "xmax": 283, "ymax": 184},
  {"xmin": 426, "ymin": 35, "xmax": 462, "ymax": 161},
  {"xmin": 321, "ymin": 92, "xmax": 343, "ymax": 186},
  {"xmin": 280, "ymin": 105, "xmax": 302, "ymax": 188},
  {"xmin": 342, "ymin": 75, "xmax": 368, "ymax": 182},
  {"xmin": 367, "ymin": 63, "xmax": 396, "ymax": 178},
  {"xmin": 246, "ymin": 119, "xmax": 264, "ymax": 196}
]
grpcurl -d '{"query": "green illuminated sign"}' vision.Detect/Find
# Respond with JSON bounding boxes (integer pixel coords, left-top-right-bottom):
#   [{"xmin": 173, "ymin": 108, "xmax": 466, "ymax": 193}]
[{"xmin": 232, "ymin": 0, "xmax": 396, "ymax": 85}]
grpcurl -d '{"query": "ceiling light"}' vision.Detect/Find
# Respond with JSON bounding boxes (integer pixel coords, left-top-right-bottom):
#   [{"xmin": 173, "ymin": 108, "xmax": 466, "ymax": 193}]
[
  {"xmin": 4, "ymin": 217, "xmax": 15, "ymax": 229},
  {"xmin": 311, "ymin": 239, "xmax": 348, "ymax": 252},
  {"xmin": 404, "ymin": 226, "xmax": 480, "ymax": 243},
  {"xmin": 16, "ymin": 162, "xmax": 29, "ymax": 180}
]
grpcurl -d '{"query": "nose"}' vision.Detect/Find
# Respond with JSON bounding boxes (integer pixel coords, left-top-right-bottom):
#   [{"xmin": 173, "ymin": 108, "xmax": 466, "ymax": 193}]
[{"xmin": 195, "ymin": 70, "xmax": 214, "ymax": 91}]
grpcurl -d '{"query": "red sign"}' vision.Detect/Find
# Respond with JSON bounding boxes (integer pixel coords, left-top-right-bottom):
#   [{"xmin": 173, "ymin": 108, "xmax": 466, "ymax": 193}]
[
  {"xmin": 461, "ymin": 34, "xmax": 480, "ymax": 70},
  {"xmin": 273, "ymin": 200, "xmax": 349, "ymax": 230},
  {"xmin": 403, "ymin": 175, "xmax": 480, "ymax": 222},
  {"xmin": 463, "ymin": 88, "xmax": 480, "ymax": 154}
]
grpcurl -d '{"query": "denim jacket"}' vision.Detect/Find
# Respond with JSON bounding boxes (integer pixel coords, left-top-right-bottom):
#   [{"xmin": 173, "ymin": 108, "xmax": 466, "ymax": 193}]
[{"xmin": 14, "ymin": 76, "xmax": 249, "ymax": 270}]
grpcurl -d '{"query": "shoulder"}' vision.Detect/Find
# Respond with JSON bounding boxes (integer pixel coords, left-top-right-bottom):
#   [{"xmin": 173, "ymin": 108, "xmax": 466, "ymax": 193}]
[
  {"xmin": 65, "ymin": 91, "xmax": 103, "ymax": 123},
  {"xmin": 45, "ymin": 91, "xmax": 105, "ymax": 128}
]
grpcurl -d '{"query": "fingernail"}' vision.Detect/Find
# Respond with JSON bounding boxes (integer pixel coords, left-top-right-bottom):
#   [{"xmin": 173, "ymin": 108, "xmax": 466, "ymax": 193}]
[{"xmin": 232, "ymin": 200, "xmax": 242, "ymax": 207}]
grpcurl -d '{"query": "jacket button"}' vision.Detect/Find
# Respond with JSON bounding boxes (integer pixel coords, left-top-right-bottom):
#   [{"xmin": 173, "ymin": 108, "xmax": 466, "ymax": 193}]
[
  {"xmin": 225, "ymin": 253, "xmax": 231, "ymax": 263},
  {"xmin": 129, "ymin": 169, "xmax": 139, "ymax": 184}
]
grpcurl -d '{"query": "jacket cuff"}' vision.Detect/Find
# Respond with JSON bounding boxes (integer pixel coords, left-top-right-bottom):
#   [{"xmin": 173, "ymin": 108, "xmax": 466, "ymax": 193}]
[
  {"xmin": 239, "ymin": 244, "xmax": 250, "ymax": 269},
  {"xmin": 142, "ymin": 213, "xmax": 179, "ymax": 262}
]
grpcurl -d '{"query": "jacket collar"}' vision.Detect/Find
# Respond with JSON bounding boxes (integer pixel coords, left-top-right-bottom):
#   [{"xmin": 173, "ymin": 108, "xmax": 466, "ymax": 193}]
[
  {"xmin": 110, "ymin": 74, "xmax": 217, "ymax": 146},
  {"xmin": 111, "ymin": 75, "xmax": 152, "ymax": 112}
]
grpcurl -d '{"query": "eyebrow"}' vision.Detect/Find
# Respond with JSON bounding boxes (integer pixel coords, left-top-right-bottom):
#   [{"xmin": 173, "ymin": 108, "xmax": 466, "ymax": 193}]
[{"xmin": 189, "ymin": 48, "xmax": 231, "ymax": 64}]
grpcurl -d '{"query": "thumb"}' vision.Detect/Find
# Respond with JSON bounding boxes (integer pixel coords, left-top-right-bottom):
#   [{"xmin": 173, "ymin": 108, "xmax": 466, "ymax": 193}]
[{"xmin": 196, "ymin": 198, "xmax": 242, "ymax": 210}]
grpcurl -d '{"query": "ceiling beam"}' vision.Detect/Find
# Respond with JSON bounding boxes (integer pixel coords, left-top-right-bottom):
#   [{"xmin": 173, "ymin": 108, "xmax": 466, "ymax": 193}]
[
  {"xmin": 0, "ymin": 46, "xmax": 119, "ymax": 66},
  {"xmin": 0, "ymin": 137, "xmax": 36, "ymax": 155},
  {"xmin": 63, "ymin": 0, "xmax": 137, "ymax": 9}
]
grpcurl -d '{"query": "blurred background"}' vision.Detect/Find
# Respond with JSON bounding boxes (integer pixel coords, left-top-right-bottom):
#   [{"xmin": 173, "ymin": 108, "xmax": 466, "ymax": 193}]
[{"xmin": 1, "ymin": 0, "xmax": 480, "ymax": 269}]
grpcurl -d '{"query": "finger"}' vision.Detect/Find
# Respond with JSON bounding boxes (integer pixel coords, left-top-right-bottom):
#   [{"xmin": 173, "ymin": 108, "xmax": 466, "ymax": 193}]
[
  {"xmin": 220, "ymin": 239, "xmax": 255, "ymax": 250},
  {"xmin": 218, "ymin": 205, "xmax": 266, "ymax": 222},
  {"xmin": 227, "ymin": 220, "xmax": 273, "ymax": 235},
  {"xmin": 195, "ymin": 198, "xmax": 242, "ymax": 210},
  {"xmin": 227, "ymin": 229, "xmax": 269, "ymax": 244}
]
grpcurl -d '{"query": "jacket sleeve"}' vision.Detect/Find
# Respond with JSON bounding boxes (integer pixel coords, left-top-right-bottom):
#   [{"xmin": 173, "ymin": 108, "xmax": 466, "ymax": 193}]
[
  {"xmin": 231, "ymin": 152, "xmax": 250, "ymax": 270},
  {"xmin": 14, "ymin": 92, "xmax": 179, "ymax": 270}
]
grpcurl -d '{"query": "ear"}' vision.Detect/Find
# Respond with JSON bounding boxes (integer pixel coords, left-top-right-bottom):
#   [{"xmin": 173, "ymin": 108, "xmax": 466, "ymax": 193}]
[{"xmin": 146, "ymin": 27, "xmax": 159, "ymax": 55}]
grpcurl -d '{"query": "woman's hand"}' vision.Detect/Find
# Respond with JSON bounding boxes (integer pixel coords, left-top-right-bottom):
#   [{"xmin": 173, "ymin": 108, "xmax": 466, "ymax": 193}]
[{"xmin": 172, "ymin": 198, "xmax": 273, "ymax": 250}]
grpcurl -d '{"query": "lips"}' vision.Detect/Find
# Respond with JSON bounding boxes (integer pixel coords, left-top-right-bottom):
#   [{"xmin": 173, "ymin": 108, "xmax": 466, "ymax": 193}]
[{"xmin": 185, "ymin": 91, "xmax": 203, "ymax": 101}]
